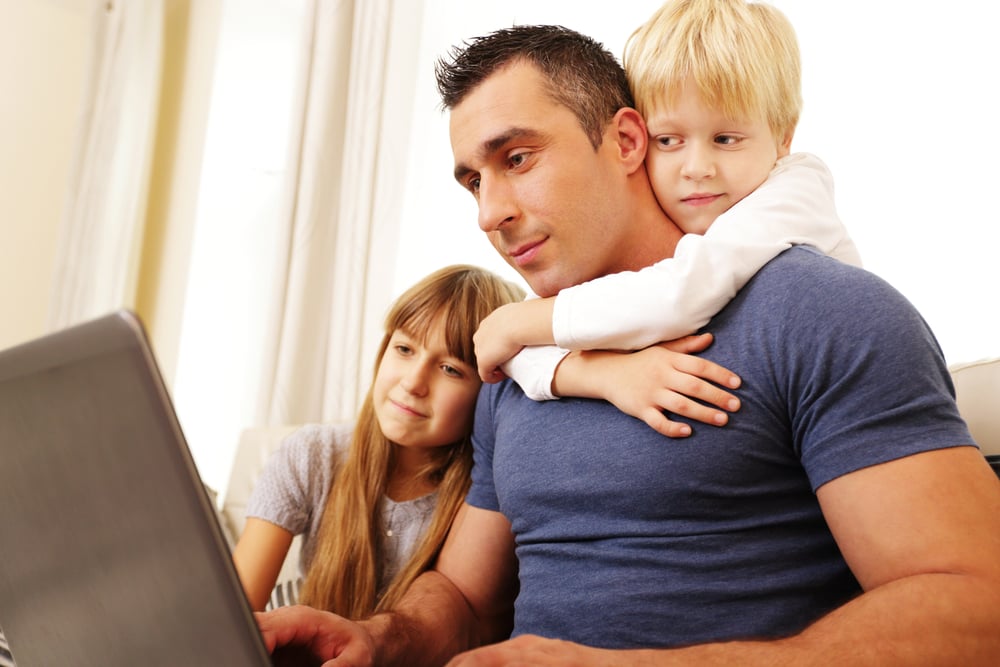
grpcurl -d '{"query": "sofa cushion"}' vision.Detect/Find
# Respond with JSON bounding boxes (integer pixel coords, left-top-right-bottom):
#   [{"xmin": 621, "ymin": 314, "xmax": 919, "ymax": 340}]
[{"xmin": 950, "ymin": 357, "xmax": 1000, "ymax": 457}]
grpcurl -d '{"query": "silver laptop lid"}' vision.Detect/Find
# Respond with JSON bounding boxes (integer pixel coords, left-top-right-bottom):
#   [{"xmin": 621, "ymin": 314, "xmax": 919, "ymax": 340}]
[{"xmin": 0, "ymin": 311, "xmax": 272, "ymax": 666}]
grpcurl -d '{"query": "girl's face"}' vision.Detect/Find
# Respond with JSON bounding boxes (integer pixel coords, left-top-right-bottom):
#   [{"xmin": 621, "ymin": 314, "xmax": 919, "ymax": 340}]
[{"xmin": 372, "ymin": 319, "xmax": 481, "ymax": 452}]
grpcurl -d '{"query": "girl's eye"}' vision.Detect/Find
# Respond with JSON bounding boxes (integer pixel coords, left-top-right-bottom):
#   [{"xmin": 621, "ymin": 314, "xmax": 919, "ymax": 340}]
[
  {"xmin": 394, "ymin": 344, "xmax": 413, "ymax": 356},
  {"xmin": 442, "ymin": 364, "xmax": 464, "ymax": 378}
]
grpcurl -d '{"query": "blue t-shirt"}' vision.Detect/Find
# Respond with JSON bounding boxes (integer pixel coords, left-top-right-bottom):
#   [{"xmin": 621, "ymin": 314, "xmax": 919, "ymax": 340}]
[{"xmin": 467, "ymin": 247, "xmax": 974, "ymax": 649}]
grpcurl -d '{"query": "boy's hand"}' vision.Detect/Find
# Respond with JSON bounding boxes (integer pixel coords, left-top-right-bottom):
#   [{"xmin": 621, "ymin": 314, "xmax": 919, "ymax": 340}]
[
  {"xmin": 474, "ymin": 299, "xmax": 556, "ymax": 383},
  {"xmin": 610, "ymin": 334, "xmax": 741, "ymax": 437},
  {"xmin": 553, "ymin": 333, "xmax": 741, "ymax": 438}
]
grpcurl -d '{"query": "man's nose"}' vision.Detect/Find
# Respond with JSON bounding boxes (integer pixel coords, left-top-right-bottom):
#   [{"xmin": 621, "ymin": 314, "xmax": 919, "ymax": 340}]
[{"xmin": 477, "ymin": 176, "xmax": 518, "ymax": 232}]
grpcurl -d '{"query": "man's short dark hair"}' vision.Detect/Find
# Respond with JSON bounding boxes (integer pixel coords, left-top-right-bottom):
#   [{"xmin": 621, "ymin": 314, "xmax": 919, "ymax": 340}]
[{"xmin": 434, "ymin": 25, "xmax": 634, "ymax": 149}]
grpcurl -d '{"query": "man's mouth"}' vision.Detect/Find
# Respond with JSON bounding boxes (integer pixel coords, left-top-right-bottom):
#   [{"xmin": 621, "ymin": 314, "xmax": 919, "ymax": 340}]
[{"xmin": 508, "ymin": 239, "xmax": 545, "ymax": 267}]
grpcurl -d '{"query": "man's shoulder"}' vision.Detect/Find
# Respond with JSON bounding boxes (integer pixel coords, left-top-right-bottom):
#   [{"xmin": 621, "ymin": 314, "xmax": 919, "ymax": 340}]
[
  {"xmin": 752, "ymin": 246, "xmax": 890, "ymax": 300},
  {"xmin": 726, "ymin": 246, "xmax": 918, "ymax": 337},
  {"xmin": 762, "ymin": 245, "xmax": 866, "ymax": 277}
]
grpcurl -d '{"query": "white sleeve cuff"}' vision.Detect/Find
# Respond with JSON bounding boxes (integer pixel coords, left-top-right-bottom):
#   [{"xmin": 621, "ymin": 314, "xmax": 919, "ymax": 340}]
[{"xmin": 501, "ymin": 345, "xmax": 571, "ymax": 401}]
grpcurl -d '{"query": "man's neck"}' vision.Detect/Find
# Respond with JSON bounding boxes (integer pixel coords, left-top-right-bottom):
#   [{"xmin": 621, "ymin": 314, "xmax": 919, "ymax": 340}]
[{"xmin": 613, "ymin": 180, "xmax": 684, "ymax": 272}]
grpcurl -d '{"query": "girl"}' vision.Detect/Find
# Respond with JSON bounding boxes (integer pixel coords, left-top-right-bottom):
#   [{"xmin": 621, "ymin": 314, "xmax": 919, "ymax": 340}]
[{"xmin": 232, "ymin": 264, "xmax": 524, "ymax": 617}]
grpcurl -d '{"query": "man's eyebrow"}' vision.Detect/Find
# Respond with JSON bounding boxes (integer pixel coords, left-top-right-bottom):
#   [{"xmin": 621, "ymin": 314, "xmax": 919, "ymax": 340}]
[{"xmin": 453, "ymin": 127, "xmax": 543, "ymax": 182}]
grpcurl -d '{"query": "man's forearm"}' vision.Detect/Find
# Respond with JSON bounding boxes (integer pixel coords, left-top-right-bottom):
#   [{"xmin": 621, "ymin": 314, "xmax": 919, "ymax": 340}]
[
  {"xmin": 624, "ymin": 572, "xmax": 1000, "ymax": 666},
  {"xmin": 363, "ymin": 571, "xmax": 489, "ymax": 667}
]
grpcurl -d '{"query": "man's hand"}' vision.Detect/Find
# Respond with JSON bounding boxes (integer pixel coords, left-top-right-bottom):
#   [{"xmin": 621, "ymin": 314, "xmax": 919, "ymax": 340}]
[
  {"xmin": 474, "ymin": 299, "xmax": 556, "ymax": 382},
  {"xmin": 445, "ymin": 634, "xmax": 619, "ymax": 666},
  {"xmin": 256, "ymin": 606, "xmax": 375, "ymax": 667}
]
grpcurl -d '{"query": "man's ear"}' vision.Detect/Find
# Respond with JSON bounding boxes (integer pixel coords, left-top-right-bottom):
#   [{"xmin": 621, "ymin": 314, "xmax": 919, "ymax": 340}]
[{"xmin": 610, "ymin": 107, "xmax": 648, "ymax": 174}]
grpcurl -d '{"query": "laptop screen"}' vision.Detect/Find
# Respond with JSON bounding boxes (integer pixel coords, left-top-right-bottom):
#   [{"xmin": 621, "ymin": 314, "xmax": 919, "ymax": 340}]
[{"xmin": 0, "ymin": 311, "xmax": 272, "ymax": 666}]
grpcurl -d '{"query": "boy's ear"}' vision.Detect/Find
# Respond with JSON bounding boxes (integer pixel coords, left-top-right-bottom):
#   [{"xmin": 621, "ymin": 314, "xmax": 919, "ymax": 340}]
[
  {"xmin": 611, "ymin": 107, "xmax": 648, "ymax": 174},
  {"xmin": 777, "ymin": 129, "xmax": 794, "ymax": 158}
]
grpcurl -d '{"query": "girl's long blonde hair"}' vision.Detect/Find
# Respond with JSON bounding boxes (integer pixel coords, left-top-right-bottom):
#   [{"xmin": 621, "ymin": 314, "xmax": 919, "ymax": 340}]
[{"xmin": 298, "ymin": 264, "xmax": 523, "ymax": 619}]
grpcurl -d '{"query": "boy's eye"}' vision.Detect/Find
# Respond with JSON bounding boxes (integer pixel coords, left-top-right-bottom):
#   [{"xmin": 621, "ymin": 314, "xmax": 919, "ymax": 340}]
[
  {"xmin": 715, "ymin": 135, "xmax": 742, "ymax": 146},
  {"xmin": 654, "ymin": 135, "xmax": 681, "ymax": 148}
]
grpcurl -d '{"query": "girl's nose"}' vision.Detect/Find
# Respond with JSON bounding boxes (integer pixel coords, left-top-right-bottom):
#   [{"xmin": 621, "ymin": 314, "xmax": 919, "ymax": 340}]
[{"xmin": 400, "ymin": 364, "xmax": 430, "ymax": 396}]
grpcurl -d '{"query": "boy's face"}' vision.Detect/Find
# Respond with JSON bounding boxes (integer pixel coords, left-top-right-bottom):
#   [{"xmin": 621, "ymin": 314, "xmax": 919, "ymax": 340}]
[{"xmin": 644, "ymin": 80, "xmax": 791, "ymax": 235}]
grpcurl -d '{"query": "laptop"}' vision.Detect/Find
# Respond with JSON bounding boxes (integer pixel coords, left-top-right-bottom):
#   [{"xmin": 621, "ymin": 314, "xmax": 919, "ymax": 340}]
[{"xmin": 0, "ymin": 310, "xmax": 274, "ymax": 666}]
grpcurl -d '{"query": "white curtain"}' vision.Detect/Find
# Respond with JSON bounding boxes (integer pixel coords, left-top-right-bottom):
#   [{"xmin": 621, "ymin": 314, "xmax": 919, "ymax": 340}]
[
  {"xmin": 47, "ymin": 0, "xmax": 164, "ymax": 330},
  {"xmin": 255, "ymin": 0, "xmax": 425, "ymax": 427}
]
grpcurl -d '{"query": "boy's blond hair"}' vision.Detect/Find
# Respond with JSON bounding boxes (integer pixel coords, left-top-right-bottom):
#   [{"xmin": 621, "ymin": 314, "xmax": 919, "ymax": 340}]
[{"xmin": 625, "ymin": 0, "xmax": 801, "ymax": 143}]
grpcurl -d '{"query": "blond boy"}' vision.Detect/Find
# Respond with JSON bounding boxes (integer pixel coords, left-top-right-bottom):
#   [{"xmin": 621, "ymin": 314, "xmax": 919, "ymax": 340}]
[{"xmin": 475, "ymin": 0, "xmax": 860, "ymax": 436}]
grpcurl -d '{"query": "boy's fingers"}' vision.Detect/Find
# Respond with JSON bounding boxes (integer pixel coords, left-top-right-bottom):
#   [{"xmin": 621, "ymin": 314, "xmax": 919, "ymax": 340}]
[
  {"xmin": 658, "ymin": 333, "xmax": 713, "ymax": 354},
  {"xmin": 646, "ymin": 412, "xmax": 692, "ymax": 438}
]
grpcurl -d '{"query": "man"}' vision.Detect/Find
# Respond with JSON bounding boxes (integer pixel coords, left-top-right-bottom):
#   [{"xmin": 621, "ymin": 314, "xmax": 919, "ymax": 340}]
[{"xmin": 257, "ymin": 24, "xmax": 1000, "ymax": 666}]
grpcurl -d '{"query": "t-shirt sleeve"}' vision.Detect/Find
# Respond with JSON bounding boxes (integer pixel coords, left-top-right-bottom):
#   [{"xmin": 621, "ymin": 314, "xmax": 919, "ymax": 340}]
[
  {"xmin": 774, "ymin": 261, "xmax": 974, "ymax": 490},
  {"xmin": 466, "ymin": 385, "xmax": 502, "ymax": 512},
  {"xmin": 551, "ymin": 152, "xmax": 861, "ymax": 352},
  {"xmin": 245, "ymin": 424, "xmax": 337, "ymax": 534}
]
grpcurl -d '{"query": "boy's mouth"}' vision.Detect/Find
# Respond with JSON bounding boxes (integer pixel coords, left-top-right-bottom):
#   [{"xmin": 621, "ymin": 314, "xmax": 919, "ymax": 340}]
[{"xmin": 681, "ymin": 193, "xmax": 722, "ymax": 207}]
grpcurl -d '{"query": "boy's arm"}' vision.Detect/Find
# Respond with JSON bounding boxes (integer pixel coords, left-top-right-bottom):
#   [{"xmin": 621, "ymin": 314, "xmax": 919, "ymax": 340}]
[
  {"xmin": 473, "ymin": 297, "xmax": 556, "ymax": 383},
  {"xmin": 492, "ymin": 334, "xmax": 741, "ymax": 438},
  {"xmin": 554, "ymin": 152, "xmax": 860, "ymax": 352}
]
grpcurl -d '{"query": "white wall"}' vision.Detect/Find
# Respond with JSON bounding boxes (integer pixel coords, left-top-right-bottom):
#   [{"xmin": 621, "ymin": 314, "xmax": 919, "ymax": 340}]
[
  {"xmin": 171, "ymin": 0, "xmax": 312, "ymax": 494},
  {"xmin": 393, "ymin": 0, "xmax": 1000, "ymax": 366},
  {"xmin": 0, "ymin": 0, "xmax": 89, "ymax": 351}
]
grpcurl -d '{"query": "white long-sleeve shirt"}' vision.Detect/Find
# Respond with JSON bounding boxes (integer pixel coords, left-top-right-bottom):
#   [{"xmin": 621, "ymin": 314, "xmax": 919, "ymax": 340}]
[{"xmin": 504, "ymin": 152, "xmax": 862, "ymax": 401}]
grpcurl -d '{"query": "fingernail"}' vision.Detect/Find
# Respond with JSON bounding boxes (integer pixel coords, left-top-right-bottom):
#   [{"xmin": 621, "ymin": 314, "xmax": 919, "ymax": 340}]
[
  {"xmin": 713, "ymin": 413, "xmax": 728, "ymax": 425},
  {"xmin": 728, "ymin": 376, "xmax": 741, "ymax": 388},
  {"xmin": 727, "ymin": 398, "xmax": 740, "ymax": 411}
]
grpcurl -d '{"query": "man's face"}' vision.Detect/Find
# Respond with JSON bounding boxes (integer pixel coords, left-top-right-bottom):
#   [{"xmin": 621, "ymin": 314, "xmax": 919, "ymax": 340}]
[
  {"xmin": 644, "ymin": 79, "xmax": 790, "ymax": 235},
  {"xmin": 449, "ymin": 62, "xmax": 634, "ymax": 297}
]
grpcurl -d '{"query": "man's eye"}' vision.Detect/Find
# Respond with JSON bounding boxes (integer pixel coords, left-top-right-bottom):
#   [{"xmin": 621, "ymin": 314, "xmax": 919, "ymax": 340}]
[
  {"xmin": 468, "ymin": 177, "xmax": 481, "ymax": 193},
  {"xmin": 508, "ymin": 152, "xmax": 527, "ymax": 168}
]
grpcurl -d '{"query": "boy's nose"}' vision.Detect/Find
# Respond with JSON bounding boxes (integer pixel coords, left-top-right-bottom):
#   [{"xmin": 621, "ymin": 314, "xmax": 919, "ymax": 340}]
[{"xmin": 681, "ymin": 146, "xmax": 716, "ymax": 181}]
